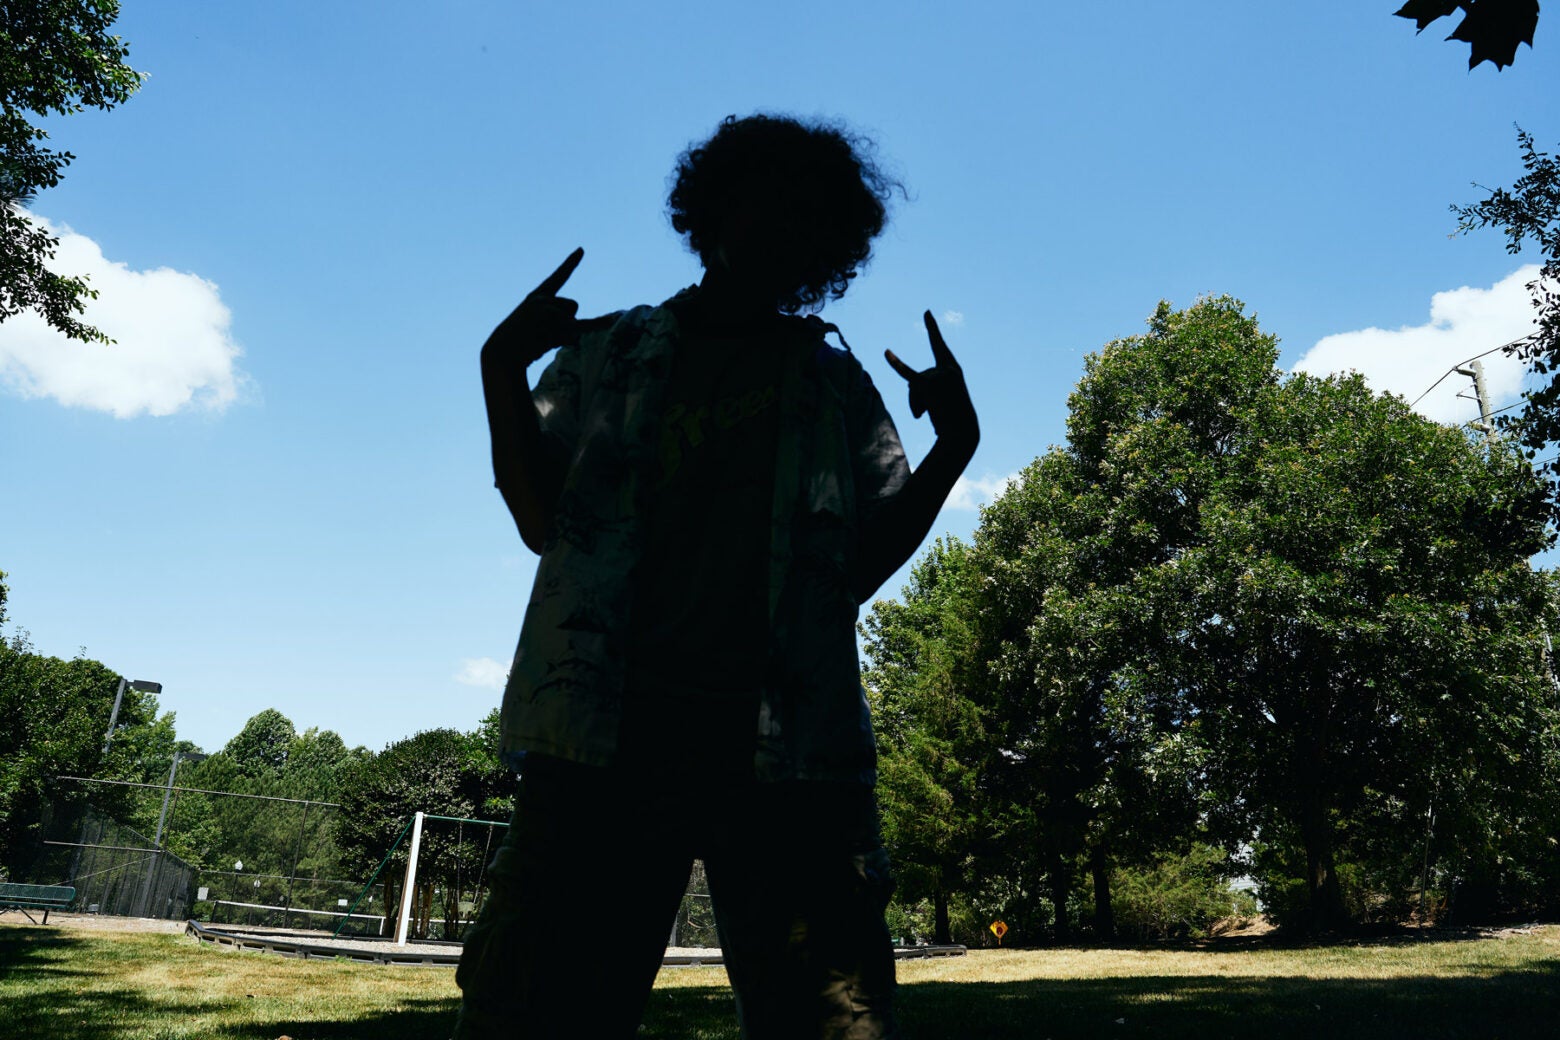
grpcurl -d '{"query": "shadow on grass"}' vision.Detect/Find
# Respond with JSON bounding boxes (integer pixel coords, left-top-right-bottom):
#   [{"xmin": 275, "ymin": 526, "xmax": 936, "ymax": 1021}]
[
  {"xmin": 1171, "ymin": 924, "xmax": 1540, "ymax": 953},
  {"xmin": 643, "ymin": 959, "xmax": 1560, "ymax": 1040},
  {"xmin": 1, "ymin": 926, "xmax": 700, "ymax": 1040},
  {"xmin": 4, "ymin": 926, "xmax": 1557, "ymax": 1039},
  {"xmin": 889, "ymin": 962, "xmax": 1560, "ymax": 1040}
]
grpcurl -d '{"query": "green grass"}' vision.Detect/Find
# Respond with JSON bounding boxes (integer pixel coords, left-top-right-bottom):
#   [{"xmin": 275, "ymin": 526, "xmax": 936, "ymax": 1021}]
[{"xmin": 3, "ymin": 921, "xmax": 1558, "ymax": 1038}]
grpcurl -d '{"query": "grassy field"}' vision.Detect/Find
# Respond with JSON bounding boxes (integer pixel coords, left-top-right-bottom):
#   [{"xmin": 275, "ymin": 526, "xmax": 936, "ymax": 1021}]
[{"xmin": 3, "ymin": 919, "xmax": 1558, "ymax": 1039}]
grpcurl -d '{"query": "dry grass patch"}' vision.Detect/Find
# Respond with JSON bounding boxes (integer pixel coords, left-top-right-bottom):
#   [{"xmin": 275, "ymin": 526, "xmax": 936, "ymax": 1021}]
[
  {"xmin": 897, "ymin": 927, "xmax": 1560, "ymax": 984},
  {"xmin": 2, "ymin": 920, "xmax": 1558, "ymax": 1039}
]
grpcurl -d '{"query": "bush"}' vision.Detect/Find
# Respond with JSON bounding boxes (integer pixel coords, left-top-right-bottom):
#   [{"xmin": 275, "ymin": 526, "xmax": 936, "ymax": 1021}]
[
  {"xmin": 1112, "ymin": 844, "xmax": 1249, "ymax": 940},
  {"xmin": 1252, "ymin": 842, "xmax": 1422, "ymax": 930},
  {"xmin": 884, "ymin": 897, "xmax": 936, "ymax": 946}
]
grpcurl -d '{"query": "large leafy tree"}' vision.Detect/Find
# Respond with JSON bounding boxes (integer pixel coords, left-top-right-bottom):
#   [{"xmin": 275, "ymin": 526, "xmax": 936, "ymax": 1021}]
[
  {"xmin": 1166, "ymin": 368, "xmax": 1556, "ymax": 929},
  {"xmin": 872, "ymin": 295, "xmax": 1560, "ymax": 939},
  {"xmin": 1, "ymin": 0, "xmax": 143, "ymax": 343},
  {"xmin": 0, "ymin": 569, "xmax": 196, "ymax": 878},
  {"xmin": 867, "ymin": 300, "xmax": 1272, "ymax": 942},
  {"xmin": 862, "ymin": 538, "xmax": 990, "ymax": 944},
  {"xmin": 0, "ymin": 632, "xmax": 172, "ymax": 877},
  {"xmin": 970, "ymin": 299, "xmax": 1277, "ymax": 940},
  {"xmin": 996, "ymin": 299, "xmax": 1558, "ymax": 932},
  {"xmin": 220, "ymin": 708, "xmax": 298, "ymax": 779},
  {"xmin": 333, "ymin": 722, "xmax": 513, "ymax": 939},
  {"xmin": 173, "ymin": 713, "xmax": 363, "ymax": 879}
]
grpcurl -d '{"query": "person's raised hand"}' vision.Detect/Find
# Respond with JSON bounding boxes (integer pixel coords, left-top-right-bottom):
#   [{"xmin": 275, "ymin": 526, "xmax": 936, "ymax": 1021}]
[
  {"xmin": 486, "ymin": 247, "xmax": 585, "ymax": 368},
  {"xmin": 884, "ymin": 311, "xmax": 979, "ymax": 451}
]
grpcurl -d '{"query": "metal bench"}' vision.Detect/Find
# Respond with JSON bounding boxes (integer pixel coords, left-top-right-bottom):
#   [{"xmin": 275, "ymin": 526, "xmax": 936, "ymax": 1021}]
[{"xmin": 0, "ymin": 883, "xmax": 76, "ymax": 924}]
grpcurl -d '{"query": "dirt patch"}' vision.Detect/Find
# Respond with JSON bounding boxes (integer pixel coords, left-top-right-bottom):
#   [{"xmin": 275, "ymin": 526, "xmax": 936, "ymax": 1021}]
[
  {"xmin": 7, "ymin": 912, "xmax": 185, "ymax": 934},
  {"xmin": 1211, "ymin": 917, "xmax": 1276, "ymax": 938}
]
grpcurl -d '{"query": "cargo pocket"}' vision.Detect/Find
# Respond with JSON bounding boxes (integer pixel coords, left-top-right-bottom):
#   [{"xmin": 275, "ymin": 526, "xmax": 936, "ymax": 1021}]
[{"xmin": 838, "ymin": 848, "xmax": 899, "ymax": 1038}]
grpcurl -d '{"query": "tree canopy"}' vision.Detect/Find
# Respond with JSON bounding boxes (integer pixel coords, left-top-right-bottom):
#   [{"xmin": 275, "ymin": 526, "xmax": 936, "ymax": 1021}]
[
  {"xmin": 333, "ymin": 718, "xmax": 513, "ymax": 939},
  {"xmin": 0, "ymin": 627, "xmax": 176, "ymax": 877},
  {"xmin": 1, "ymin": 0, "xmax": 143, "ymax": 343},
  {"xmin": 867, "ymin": 295, "xmax": 1560, "ymax": 940}
]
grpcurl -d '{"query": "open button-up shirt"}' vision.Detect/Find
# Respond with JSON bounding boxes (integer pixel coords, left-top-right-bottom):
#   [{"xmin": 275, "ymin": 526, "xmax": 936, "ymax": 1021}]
[{"xmin": 498, "ymin": 296, "xmax": 911, "ymax": 784}]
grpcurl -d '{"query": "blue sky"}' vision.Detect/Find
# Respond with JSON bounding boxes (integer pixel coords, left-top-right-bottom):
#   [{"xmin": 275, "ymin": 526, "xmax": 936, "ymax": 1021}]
[{"xmin": 1, "ymin": 1, "xmax": 1555, "ymax": 754}]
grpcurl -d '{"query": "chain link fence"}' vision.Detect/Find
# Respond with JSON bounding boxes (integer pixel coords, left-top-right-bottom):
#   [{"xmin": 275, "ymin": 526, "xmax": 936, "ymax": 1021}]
[
  {"xmin": 32, "ymin": 809, "xmax": 197, "ymax": 919},
  {"xmin": 29, "ymin": 779, "xmax": 724, "ymax": 947},
  {"xmin": 33, "ymin": 777, "xmax": 346, "ymax": 926}
]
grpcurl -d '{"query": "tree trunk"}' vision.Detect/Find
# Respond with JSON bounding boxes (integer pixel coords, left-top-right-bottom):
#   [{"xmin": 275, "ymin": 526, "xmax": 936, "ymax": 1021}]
[
  {"xmin": 1298, "ymin": 783, "xmax": 1345, "ymax": 932},
  {"xmin": 933, "ymin": 880, "xmax": 952, "ymax": 946},
  {"xmin": 1091, "ymin": 842, "xmax": 1114, "ymax": 941},
  {"xmin": 1050, "ymin": 854, "xmax": 1073, "ymax": 943},
  {"xmin": 416, "ymin": 880, "xmax": 433, "ymax": 939},
  {"xmin": 381, "ymin": 878, "xmax": 398, "ymax": 937}
]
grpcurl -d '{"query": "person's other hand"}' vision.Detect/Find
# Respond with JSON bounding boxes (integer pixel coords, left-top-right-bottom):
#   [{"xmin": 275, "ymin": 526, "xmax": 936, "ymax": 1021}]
[
  {"xmin": 885, "ymin": 311, "xmax": 979, "ymax": 450},
  {"xmin": 485, "ymin": 247, "xmax": 585, "ymax": 367}
]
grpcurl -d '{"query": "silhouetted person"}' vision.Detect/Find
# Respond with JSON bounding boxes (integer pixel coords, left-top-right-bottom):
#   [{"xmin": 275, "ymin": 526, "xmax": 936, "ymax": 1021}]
[{"xmin": 454, "ymin": 113, "xmax": 978, "ymax": 1040}]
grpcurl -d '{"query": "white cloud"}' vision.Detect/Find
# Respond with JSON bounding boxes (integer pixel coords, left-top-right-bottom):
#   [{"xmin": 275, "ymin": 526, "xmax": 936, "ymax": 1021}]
[
  {"xmin": 0, "ymin": 212, "xmax": 247, "ymax": 418},
  {"xmin": 1291, "ymin": 266, "xmax": 1541, "ymax": 425},
  {"xmin": 454, "ymin": 656, "xmax": 508, "ymax": 690},
  {"xmin": 946, "ymin": 471, "xmax": 1021, "ymax": 511},
  {"xmin": 941, "ymin": 309, "xmax": 965, "ymax": 327}
]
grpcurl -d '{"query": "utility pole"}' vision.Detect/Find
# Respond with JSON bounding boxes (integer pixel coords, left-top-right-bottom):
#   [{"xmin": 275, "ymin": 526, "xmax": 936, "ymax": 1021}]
[
  {"xmin": 102, "ymin": 678, "xmax": 163, "ymax": 756},
  {"xmin": 137, "ymin": 749, "xmax": 205, "ymax": 917},
  {"xmin": 1455, "ymin": 359, "xmax": 1496, "ymax": 445},
  {"xmin": 103, "ymin": 679, "xmax": 127, "ymax": 756}
]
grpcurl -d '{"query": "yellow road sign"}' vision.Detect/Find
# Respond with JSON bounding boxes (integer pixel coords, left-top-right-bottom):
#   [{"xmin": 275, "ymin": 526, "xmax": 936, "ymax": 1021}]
[{"xmin": 990, "ymin": 920, "xmax": 1008, "ymax": 944}]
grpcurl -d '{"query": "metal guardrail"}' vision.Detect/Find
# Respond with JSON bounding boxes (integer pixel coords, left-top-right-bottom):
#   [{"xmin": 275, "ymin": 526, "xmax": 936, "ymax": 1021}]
[
  {"xmin": 891, "ymin": 944, "xmax": 969, "ymax": 959},
  {"xmin": 662, "ymin": 944, "xmax": 966, "ymax": 966},
  {"xmin": 184, "ymin": 918, "xmax": 968, "ymax": 968},
  {"xmin": 184, "ymin": 919, "xmax": 461, "ymax": 966}
]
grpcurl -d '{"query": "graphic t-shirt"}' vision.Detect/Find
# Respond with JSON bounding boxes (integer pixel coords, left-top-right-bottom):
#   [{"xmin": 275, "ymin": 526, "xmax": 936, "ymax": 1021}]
[
  {"xmin": 504, "ymin": 297, "xmax": 913, "ymax": 783},
  {"xmin": 625, "ymin": 322, "xmax": 785, "ymax": 729}
]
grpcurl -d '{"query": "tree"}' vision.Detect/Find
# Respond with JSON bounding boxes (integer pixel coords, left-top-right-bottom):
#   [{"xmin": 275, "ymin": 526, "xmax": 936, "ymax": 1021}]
[
  {"xmin": 1163, "ymin": 369, "xmax": 1555, "ymax": 930},
  {"xmin": 1395, "ymin": 1, "xmax": 1541, "ymax": 70},
  {"xmin": 875, "ymin": 295, "xmax": 1560, "ymax": 939},
  {"xmin": 221, "ymin": 708, "xmax": 298, "ymax": 779},
  {"xmin": 1456, "ymin": 129, "xmax": 1560, "ymax": 522},
  {"xmin": 171, "ymin": 713, "xmax": 363, "ymax": 880},
  {"xmin": 862, "ymin": 538, "xmax": 990, "ymax": 944},
  {"xmin": 334, "ymin": 725, "xmax": 514, "ymax": 939},
  {"xmin": 987, "ymin": 297, "xmax": 1558, "ymax": 932},
  {"xmin": 1, "ymin": 0, "xmax": 143, "ymax": 343},
  {"xmin": 969, "ymin": 299, "xmax": 1279, "ymax": 940},
  {"xmin": 0, "ymin": 631, "xmax": 170, "ymax": 877}
]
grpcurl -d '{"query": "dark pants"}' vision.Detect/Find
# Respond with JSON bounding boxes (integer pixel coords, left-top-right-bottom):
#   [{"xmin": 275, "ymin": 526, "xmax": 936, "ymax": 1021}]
[{"xmin": 451, "ymin": 753, "xmax": 898, "ymax": 1039}]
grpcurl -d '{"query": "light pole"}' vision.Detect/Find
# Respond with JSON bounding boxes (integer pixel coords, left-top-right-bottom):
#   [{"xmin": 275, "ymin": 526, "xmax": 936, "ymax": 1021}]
[
  {"xmin": 102, "ymin": 678, "xmax": 162, "ymax": 755},
  {"xmin": 154, "ymin": 750, "xmax": 206, "ymax": 846},
  {"xmin": 137, "ymin": 748, "xmax": 207, "ymax": 918}
]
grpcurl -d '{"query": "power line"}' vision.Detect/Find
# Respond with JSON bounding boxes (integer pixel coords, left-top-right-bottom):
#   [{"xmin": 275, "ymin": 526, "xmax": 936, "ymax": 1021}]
[
  {"xmin": 1410, "ymin": 336, "xmax": 1535, "ymax": 409},
  {"xmin": 57, "ymin": 775, "xmax": 340, "ymax": 808},
  {"xmin": 1461, "ymin": 399, "xmax": 1526, "ymax": 427}
]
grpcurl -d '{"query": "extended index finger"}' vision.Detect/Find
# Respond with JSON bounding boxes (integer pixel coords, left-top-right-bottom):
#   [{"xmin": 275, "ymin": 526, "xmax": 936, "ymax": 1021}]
[
  {"xmin": 923, "ymin": 310, "xmax": 957, "ymax": 366},
  {"xmin": 533, "ymin": 247, "xmax": 585, "ymax": 298},
  {"xmin": 884, "ymin": 348, "xmax": 919, "ymax": 382}
]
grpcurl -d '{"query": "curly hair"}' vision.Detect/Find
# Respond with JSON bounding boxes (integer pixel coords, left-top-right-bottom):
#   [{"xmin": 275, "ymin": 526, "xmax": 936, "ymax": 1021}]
[{"xmin": 667, "ymin": 114, "xmax": 903, "ymax": 314}]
